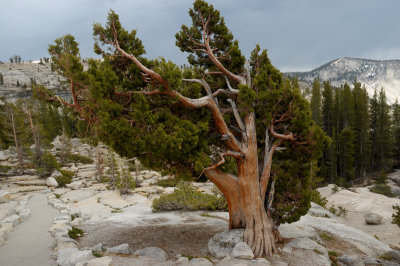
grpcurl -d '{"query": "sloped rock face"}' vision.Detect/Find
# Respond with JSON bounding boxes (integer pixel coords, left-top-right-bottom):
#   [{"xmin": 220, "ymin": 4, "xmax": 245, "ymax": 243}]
[{"xmin": 0, "ymin": 62, "xmax": 67, "ymax": 100}]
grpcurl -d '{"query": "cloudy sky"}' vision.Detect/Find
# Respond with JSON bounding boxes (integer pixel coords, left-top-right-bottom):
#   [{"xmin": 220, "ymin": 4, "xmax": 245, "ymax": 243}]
[{"xmin": 1, "ymin": 0, "xmax": 400, "ymax": 72}]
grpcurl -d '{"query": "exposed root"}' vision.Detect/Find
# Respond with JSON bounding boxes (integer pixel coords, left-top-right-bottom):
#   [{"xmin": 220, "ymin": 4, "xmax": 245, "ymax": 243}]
[{"xmin": 243, "ymin": 212, "xmax": 277, "ymax": 257}]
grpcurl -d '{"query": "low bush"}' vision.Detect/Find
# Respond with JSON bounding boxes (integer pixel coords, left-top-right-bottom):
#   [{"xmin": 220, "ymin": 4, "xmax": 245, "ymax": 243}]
[
  {"xmin": 68, "ymin": 226, "xmax": 83, "ymax": 240},
  {"xmin": 369, "ymin": 184, "xmax": 395, "ymax": 198},
  {"xmin": 66, "ymin": 153, "xmax": 94, "ymax": 164},
  {"xmin": 392, "ymin": 205, "xmax": 400, "ymax": 227},
  {"xmin": 152, "ymin": 182, "xmax": 227, "ymax": 212},
  {"xmin": 55, "ymin": 169, "xmax": 74, "ymax": 187},
  {"xmin": 36, "ymin": 152, "xmax": 59, "ymax": 177},
  {"xmin": 155, "ymin": 178, "xmax": 180, "ymax": 187},
  {"xmin": 329, "ymin": 205, "xmax": 348, "ymax": 218},
  {"xmin": 0, "ymin": 165, "xmax": 11, "ymax": 174},
  {"xmin": 310, "ymin": 190, "xmax": 328, "ymax": 208}
]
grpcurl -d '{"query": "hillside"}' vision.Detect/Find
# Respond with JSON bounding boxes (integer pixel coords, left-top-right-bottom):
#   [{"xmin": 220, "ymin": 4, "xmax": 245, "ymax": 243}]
[
  {"xmin": 0, "ymin": 61, "xmax": 66, "ymax": 99},
  {"xmin": 286, "ymin": 57, "xmax": 400, "ymax": 103}
]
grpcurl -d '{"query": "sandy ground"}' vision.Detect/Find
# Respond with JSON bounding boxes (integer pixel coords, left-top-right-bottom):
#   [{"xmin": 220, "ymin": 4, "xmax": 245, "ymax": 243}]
[
  {"xmin": 318, "ymin": 185, "xmax": 400, "ymax": 246},
  {"xmin": 0, "ymin": 193, "xmax": 58, "ymax": 266}
]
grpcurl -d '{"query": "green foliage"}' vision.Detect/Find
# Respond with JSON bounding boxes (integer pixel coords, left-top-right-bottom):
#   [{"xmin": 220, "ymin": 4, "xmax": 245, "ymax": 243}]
[
  {"xmin": 68, "ymin": 226, "xmax": 83, "ymax": 240},
  {"xmin": 55, "ymin": 170, "xmax": 74, "ymax": 187},
  {"xmin": 54, "ymin": 193, "xmax": 61, "ymax": 199},
  {"xmin": 331, "ymin": 185, "xmax": 339, "ymax": 193},
  {"xmin": 310, "ymin": 190, "xmax": 327, "ymax": 208},
  {"xmin": 329, "ymin": 205, "xmax": 348, "ymax": 218},
  {"xmin": 320, "ymin": 233, "xmax": 335, "ymax": 241},
  {"xmin": 392, "ymin": 205, "xmax": 400, "ymax": 227},
  {"xmin": 66, "ymin": 153, "xmax": 94, "ymax": 164},
  {"xmin": 36, "ymin": 152, "xmax": 59, "ymax": 177},
  {"xmin": 376, "ymin": 170, "xmax": 387, "ymax": 184},
  {"xmin": 0, "ymin": 73, "xmax": 3, "ymax": 85},
  {"xmin": 155, "ymin": 178, "xmax": 180, "ymax": 187},
  {"xmin": 369, "ymin": 184, "xmax": 395, "ymax": 198},
  {"xmin": 152, "ymin": 182, "xmax": 227, "ymax": 212},
  {"xmin": 0, "ymin": 165, "xmax": 11, "ymax": 174}
]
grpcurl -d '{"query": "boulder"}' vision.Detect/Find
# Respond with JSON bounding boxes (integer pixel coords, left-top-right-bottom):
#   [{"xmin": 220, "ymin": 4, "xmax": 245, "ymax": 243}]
[
  {"xmin": 46, "ymin": 177, "xmax": 58, "ymax": 187},
  {"xmin": 57, "ymin": 247, "xmax": 79, "ymax": 266},
  {"xmin": 283, "ymin": 238, "xmax": 330, "ymax": 266},
  {"xmin": 382, "ymin": 250, "xmax": 400, "ymax": 262},
  {"xmin": 86, "ymin": 256, "xmax": 112, "ymax": 266},
  {"xmin": 176, "ymin": 256, "xmax": 190, "ymax": 265},
  {"xmin": 308, "ymin": 202, "xmax": 336, "ymax": 218},
  {"xmin": 134, "ymin": 247, "xmax": 167, "ymax": 260},
  {"xmin": 68, "ymin": 181, "xmax": 83, "ymax": 190},
  {"xmin": 51, "ymin": 170, "xmax": 62, "ymax": 178},
  {"xmin": 231, "ymin": 242, "xmax": 254, "ymax": 260},
  {"xmin": 0, "ymin": 191, "xmax": 11, "ymax": 204},
  {"xmin": 208, "ymin": 229, "xmax": 244, "ymax": 259},
  {"xmin": 70, "ymin": 250, "xmax": 94, "ymax": 265},
  {"xmin": 364, "ymin": 213, "xmax": 383, "ymax": 225},
  {"xmin": 362, "ymin": 257, "xmax": 382, "ymax": 266},
  {"xmin": 70, "ymin": 217, "xmax": 84, "ymax": 227},
  {"xmin": 107, "ymin": 243, "xmax": 130, "ymax": 255}
]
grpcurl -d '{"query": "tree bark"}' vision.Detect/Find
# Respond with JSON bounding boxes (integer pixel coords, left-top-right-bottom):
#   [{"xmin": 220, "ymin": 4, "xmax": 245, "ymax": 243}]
[{"xmin": 205, "ymin": 113, "xmax": 277, "ymax": 257}]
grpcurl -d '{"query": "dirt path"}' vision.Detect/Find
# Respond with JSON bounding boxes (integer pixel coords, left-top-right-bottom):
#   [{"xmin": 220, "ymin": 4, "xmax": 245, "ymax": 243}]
[{"xmin": 0, "ymin": 193, "xmax": 58, "ymax": 266}]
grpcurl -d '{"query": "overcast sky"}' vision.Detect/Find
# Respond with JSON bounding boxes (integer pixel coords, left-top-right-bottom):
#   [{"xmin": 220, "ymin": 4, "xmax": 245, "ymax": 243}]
[{"xmin": 1, "ymin": 0, "xmax": 400, "ymax": 72}]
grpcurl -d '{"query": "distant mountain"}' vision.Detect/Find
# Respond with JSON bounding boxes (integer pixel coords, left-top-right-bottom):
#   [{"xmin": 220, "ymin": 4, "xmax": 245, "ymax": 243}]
[{"xmin": 285, "ymin": 57, "xmax": 400, "ymax": 103}]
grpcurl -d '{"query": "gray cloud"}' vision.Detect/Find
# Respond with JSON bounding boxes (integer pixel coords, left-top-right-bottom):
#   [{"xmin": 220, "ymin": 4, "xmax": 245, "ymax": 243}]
[{"xmin": 1, "ymin": 0, "xmax": 399, "ymax": 72}]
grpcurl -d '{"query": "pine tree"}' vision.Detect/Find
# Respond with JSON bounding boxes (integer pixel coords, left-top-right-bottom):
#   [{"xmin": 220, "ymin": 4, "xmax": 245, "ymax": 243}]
[
  {"xmin": 39, "ymin": 2, "xmax": 329, "ymax": 257},
  {"xmin": 393, "ymin": 99, "xmax": 400, "ymax": 168},
  {"xmin": 352, "ymin": 80, "xmax": 370, "ymax": 178},
  {"xmin": 310, "ymin": 77, "xmax": 322, "ymax": 126},
  {"xmin": 377, "ymin": 88, "xmax": 393, "ymax": 171}
]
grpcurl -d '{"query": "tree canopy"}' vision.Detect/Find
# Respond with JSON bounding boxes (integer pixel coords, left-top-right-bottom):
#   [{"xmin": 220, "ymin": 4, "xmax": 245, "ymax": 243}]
[{"xmin": 37, "ymin": 0, "xmax": 328, "ymax": 257}]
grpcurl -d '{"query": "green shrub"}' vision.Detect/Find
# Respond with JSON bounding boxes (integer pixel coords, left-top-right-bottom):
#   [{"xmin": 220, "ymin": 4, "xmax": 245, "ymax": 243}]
[
  {"xmin": 55, "ymin": 169, "xmax": 74, "ymax": 187},
  {"xmin": 329, "ymin": 205, "xmax": 348, "ymax": 218},
  {"xmin": 369, "ymin": 184, "xmax": 395, "ymax": 198},
  {"xmin": 68, "ymin": 226, "xmax": 83, "ymax": 240},
  {"xmin": 152, "ymin": 182, "xmax": 227, "ymax": 212},
  {"xmin": 376, "ymin": 170, "xmax": 387, "ymax": 184},
  {"xmin": 155, "ymin": 178, "xmax": 180, "ymax": 187},
  {"xmin": 320, "ymin": 233, "xmax": 335, "ymax": 241},
  {"xmin": 66, "ymin": 153, "xmax": 94, "ymax": 164},
  {"xmin": 0, "ymin": 165, "xmax": 11, "ymax": 174},
  {"xmin": 310, "ymin": 190, "xmax": 328, "ymax": 208},
  {"xmin": 392, "ymin": 205, "xmax": 400, "ymax": 227},
  {"xmin": 331, "ymin": 185, "xmax": 339, "ymax": 193},
  {"xmin": 36, "ymin": 152, "xmax": 59, "ymax": 177}
]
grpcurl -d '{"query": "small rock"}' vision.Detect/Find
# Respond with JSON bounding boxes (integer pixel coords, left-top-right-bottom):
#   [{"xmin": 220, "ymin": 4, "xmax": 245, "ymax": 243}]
[
  {"xmin": 91, "ymin": 243, "xmax": 104, "ymax": 252},
  {"xmin": 337, "ymin": 255, "xmax": 363, "ymax": 266},
  {"xmin": 19, "ymin": 209, "xmax": 31, "ymax": 221},
  {"xmin": 189, "ymin": 258, "xmax": 212, "ymax": 265},
  {"xmin": 1, "ymin": 215, "xmax": 22, "ymax": 226},
  {"xmin": 46, "ymin": 177, "xmax": 58, "ymax": 187},
  {"xmin": 1, "ymin": 223, "xmax": 13, "ymax": 235},
  {"xmin": 86, "ymin": 256, "xmax": 112, "ymax": 266},
  {"xmin": 363, "ymin": 257, "xmax": 382, "ymax": 266},
  {"xmin": 51, "ymin": 170, "xmax": 62, "ymax": 178},
  {"xmin": 70, "ymin": 217, "xmax": 84, "ymax": 227},
  {"xmin": 208, "ymin": 229, "xmax": 244, "ymax": 259},
  {"xmin": 365, "ymin": 213, "xmax": 383, "ymax": 225},
  {"xmin": 70, "ymin": 250, "xmax": 94, "ymax": 265},
  {"xmin": 68, "ymin": 181, "xmax": 83, "ymax": 190},
  {"xmin": 134, "ymin": 246, "xmax": 167, "ymax": 260},
  {"xmin": 256, "ymin": 258, "xmax": 271, "ymax": 265},
  {"xmin": 231, "ymin": 242, "xmax": 254, "ymax": 260},
  {"xmin": 389, "ymin": 244, "xmax": 400, "ymax": 251},
  {"xmin": 107, "ymin": 243, "xmax": 130, "ymax": 255},
  {"xmin": 176, "ymin": 256, "xmax": 190, "ymax": 265},
  {"xmin": 0, "ymin": 190, "xmax": 11, "ymax": 204}
]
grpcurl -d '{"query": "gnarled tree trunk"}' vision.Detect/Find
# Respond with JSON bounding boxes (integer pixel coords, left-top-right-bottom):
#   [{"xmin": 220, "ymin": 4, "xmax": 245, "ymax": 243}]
[{"xmin": 205, "ymin": 113, "xmax": 278, "ymax": 257}]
